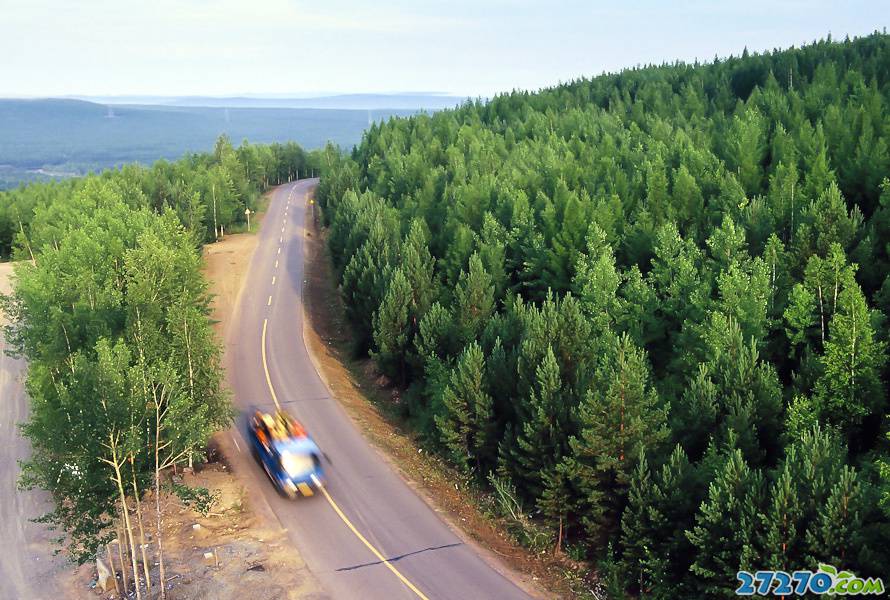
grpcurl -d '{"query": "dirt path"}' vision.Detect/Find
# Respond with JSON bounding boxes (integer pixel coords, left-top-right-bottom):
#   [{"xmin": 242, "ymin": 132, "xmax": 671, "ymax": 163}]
[{"xmin": 0, "ymin": 262, "xmax": 68, "ymax": 600}]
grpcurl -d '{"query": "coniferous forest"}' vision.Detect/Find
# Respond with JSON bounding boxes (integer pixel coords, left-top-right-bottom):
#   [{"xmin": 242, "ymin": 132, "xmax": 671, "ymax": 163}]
[{"xmin": 317, "ymin": 34, "xmax": 890, "ymax": 595}]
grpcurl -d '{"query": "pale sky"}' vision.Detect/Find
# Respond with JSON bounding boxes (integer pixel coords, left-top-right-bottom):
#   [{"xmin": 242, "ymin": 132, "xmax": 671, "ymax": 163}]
[{"xmin": 1, "ymin": 0, "xmax": 887, "ymax": 98}]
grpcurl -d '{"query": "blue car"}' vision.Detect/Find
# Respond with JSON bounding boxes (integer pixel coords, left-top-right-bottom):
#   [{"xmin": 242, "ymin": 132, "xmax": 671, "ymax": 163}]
[{"xmin": 248, "ymin": 409, "xmax": 325, "ymax": 498}]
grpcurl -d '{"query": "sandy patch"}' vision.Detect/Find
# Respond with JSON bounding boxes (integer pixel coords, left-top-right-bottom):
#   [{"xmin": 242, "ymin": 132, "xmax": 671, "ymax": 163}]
[{"xmin": 203, "ymin": 228, "xmax": 263, "ymax": 341}]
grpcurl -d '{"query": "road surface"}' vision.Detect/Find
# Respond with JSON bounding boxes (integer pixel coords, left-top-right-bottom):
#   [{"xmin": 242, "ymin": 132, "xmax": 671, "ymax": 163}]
[
  {"xmin": 0, "ymin": 263, "xmax": 65, "ymax": 599},
  {"xmin": 225, "ymin": 180, "xmax": 532, "ymax": 599}
]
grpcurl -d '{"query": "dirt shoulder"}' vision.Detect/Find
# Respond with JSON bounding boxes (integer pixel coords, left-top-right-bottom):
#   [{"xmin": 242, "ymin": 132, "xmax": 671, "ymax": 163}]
[
  {"xmin": 67, "ymin": 461, "xmax": 322, "ymax": 600},
  {"xmin": 0, "ymin": 262, "xmax": 70, "ymax": 600},
  {"xmin": 300, "ymin": 193, "xmax": 584, "ymax": 599}
]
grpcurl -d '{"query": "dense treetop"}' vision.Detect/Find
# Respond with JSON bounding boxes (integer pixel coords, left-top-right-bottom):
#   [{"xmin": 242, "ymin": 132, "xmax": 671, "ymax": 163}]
[{"xmin": 318, "ymin": 33, "xmax": 890, "ymax": 595}]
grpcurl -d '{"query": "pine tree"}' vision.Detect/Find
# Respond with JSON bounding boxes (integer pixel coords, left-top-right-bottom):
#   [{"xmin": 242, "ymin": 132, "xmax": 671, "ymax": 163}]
[
  {"xmin": 687, "ymin": 449, "xmax": 763, "ymax": 598},
  {"xmin": 537, "ymin": 462, "xmax": 574, "ymax": 554},
  {"xmin": 767, "ymin": 160, "xmax": 800, "ymax": 243},
  {"xmin": 572, "ymin": 224, "xmax": 623, "ymax": 333},
  {"xmin": 706, "ymin": 215, "xmax": 748, "ymax": 272},
  {"xmin": 620, "ymin": 456, "xmax": 659, "ymax": 595},
  {"xmin": 804, "ymin": 466, "xmax": 864, "ymax": 566},
  {"xmin": 726, "ymin": 107, "xmax": 767, "ymax": 198},
  {"xmin": 650, "ymin": 445, "xmax": 702, "ymax": 597},
  {"xmin": 372, "ymin": 268, "xmax": 412, "ymax": 382},
  {"xmin": 435, "ymin": 342, "xmax": 495, "ymax": 474},
  {"xmin": 879, "ymin": 432, "xmax": 890, "ymax": 519},
  {"xmin": 567, "ymin": 334, "xmax": 668, "ymax": 547},
  {"xmin": 453, "ymin": 252, "xmax": 495, "ymax": 345},
  {"xmin": 671, "ymin": 364, "xmax": 718, "ymax": 461},
  {"xmin": 621, "ymin": 446, "xmax": 701, "ymax": 599},
  {"xmin": 784, "ymin": 283, "xmax": 818, "ymax": 351},
  {"xmin": 509, "ymin": 346, "xmax": 565, "ymax": 499},
  {"xmin": 814, "ymin": 280, "xmax": 886, "ymax": 438},
  {"xmin": 760, "ymin": 463, "xmax": 803, "ymax": 572},
  {"xmin": 341, "ymin": 219, "xmax": 395, "ymax": 349},
  {"xmin": 401, "ymin": 219, "xmax": 438, "ymax": 321}
]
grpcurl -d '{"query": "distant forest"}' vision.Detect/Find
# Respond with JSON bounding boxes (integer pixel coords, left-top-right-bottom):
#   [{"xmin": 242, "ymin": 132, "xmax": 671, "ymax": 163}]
[
  {"xmin": 0, "ymin": 99, "xmax": 413, "ymax": 189},
  {"xmin": 318, "ymin": 33, "xmax": 890, "ymax": 596},
  {"xmin": 0, "ymin": 136, "xmax": 315, "ymax": 259}
]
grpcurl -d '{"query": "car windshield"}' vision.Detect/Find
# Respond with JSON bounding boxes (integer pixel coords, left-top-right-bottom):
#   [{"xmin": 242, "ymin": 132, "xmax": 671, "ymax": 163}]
[{"xmin": 279, "ymin": 450, "xmax": 315, "ymax": 477}]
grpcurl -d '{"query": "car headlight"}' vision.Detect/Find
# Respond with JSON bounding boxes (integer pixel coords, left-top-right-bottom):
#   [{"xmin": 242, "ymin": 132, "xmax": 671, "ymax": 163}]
[{"xmin": 280, "ymin": 452, "xmax": 314, "ymax": 477}]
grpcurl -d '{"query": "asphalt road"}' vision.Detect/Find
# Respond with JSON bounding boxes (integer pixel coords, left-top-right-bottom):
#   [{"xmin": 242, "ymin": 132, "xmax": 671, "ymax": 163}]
[
  {"xmin": 225, "ymin": 180, "xmax": 532, "ymax": 600},
  {"xmin": 0, "ymin": 263, "xmax": 65, "ymax": 600}
]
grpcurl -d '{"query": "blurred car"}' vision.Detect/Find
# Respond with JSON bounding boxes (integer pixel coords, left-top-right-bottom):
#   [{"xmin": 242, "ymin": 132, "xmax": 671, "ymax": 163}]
[{"xmin": 248, "ymin": 409, "xmax": 324, "ymax": 498}]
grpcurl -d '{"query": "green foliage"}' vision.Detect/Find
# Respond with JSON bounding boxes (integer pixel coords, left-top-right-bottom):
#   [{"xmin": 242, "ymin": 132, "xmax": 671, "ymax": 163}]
[
  {"xmin": 317, "ymin": 33, "xmax": 890, "ymax": 595},
  {"xmin": 814, "ymin": 279, "xmax": 886, "ymax": 440},
  {"xmin": 620, "ymin": 447, "xmax": 702, "ymax": 598},
  {"xmin": 0, "ymin": 135, "xmax": 306, "ymax": 562},
  {"xmin": 435, "ymin": 342, "xmax": 495, "ymax": 475},
  {"xmin": 169, "ymin": 482, "xmax": 220, "ymax": 518},
  {"xmin": 372, "ymin": 268, "xmax": 412, "ymax": 381},
  {"xmin": 687, "ymin": 449, "xmax": 763, "ymax": 597},
  {"xmin": 454, "ymin": 253, "xmax": 496, "ymax": 345},
  {"xmin": 565, "ymin": 334, "xmax": 668, "ymax": 549},
  {"xmin": 0, "ymin": 136, "xmax": 314, "ymax": 256}
]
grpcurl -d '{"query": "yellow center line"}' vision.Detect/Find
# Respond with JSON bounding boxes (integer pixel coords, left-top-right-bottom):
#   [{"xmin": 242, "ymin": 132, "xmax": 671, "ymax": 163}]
[
  {"xmin": 310, "ymin": 475, "xmax": 430, "ymax": 600},
  {"xmin": 272, "ymin": 276, "xmax": 276, "ymax": 285},
  {"xmin": 267, "ymin": 295, "xmax": 272, "ymax": 306},
  {"xmin": 259, "ymin": 300, "xmax": 429, "ymax": 597},
  {"xmin": 260, "ymin": 318, "xmax": 281, "ymax": 410}
]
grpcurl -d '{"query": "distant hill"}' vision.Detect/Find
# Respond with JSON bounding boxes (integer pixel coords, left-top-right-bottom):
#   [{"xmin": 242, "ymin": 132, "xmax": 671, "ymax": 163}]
[
  {"xmin": 0, "ymin": 99, "xmax": 418, "ymax": 188},
  {"xmin": 69, "ymin": 93, "xmax": 470, "ymax": 111}
]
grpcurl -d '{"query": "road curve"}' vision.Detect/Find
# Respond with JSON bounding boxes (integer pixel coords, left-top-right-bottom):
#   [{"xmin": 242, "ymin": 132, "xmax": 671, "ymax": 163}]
[{"xmin": 225, "ymin": 180, "xmax": 532, "ymax": 600}]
